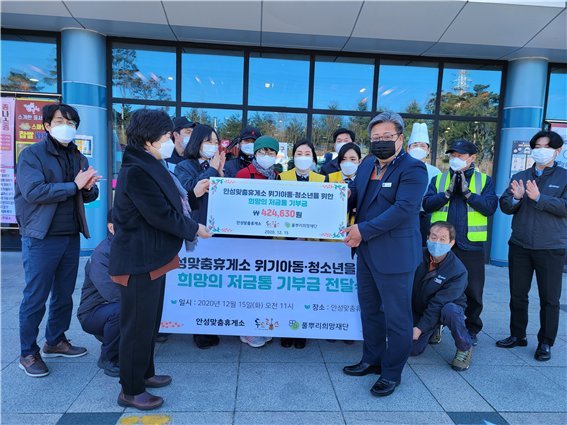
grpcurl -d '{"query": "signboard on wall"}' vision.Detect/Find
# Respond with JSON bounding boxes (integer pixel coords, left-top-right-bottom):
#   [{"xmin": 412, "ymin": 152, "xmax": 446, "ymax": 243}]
[
  {"xmin": 509, "ymin": 140, "xmax": 534, "ymax": 178},
  {"xmin": 1, "ymin": 95, "xmax": 59, "ymax": 226},
  {"xmin": 1, "ymin": 98, "xmax": 16, "ymax": 224}
]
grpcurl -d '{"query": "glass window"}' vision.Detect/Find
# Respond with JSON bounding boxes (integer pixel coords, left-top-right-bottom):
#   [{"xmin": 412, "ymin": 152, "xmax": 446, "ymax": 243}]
[
  {"xmin": 546, "ymin": 67, "xmax": 567, "ymax": 120},
  {"xmin": 247, "ymin": 111, "xmax": 306, "ymax": 145},
  {"xmin": 112, "ymin": 103, "xmax": 172, "ymax": 177},
  {"xmin": 441, "ymin": 64, "xmax": 502, "ymax": 117},
  {"xmin": 112, "ymin": 43, "xmax": 175, "ymax": 101},
  {"xmin": 1, "ymin": 35, "xmax": 58, "ymax": 93},
  {"xmin": 378, "ymin": 61, "xmax": 438, "ymax": 114},
  {"xmin": 437, "ymin": 120, "xmax": 497, "ymax": 175},
  {"xmin": 313, "ymin": 56, "xmax": 374, "ymax": 111},
  {"xmin": 180, "ymin": 107, "xmax": 242, "ymax": 140},
  {"xmin": 248, "ymin": 53, "xmax": 310, "ymax": 108},
  {"xmin": 311, "ymin": 114, "xmax": 371, "ymax": 157},
  {"xmin": 182, "ymin": 48, "xmax": 244, "ymax": 105}
]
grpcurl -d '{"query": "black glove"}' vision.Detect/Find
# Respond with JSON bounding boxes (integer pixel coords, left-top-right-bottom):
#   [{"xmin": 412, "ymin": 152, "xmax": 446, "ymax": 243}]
[
  {"xmin": 445, "ymin": 173, "xmax": 457, "ymax": 199},
  {"xmin": 460, "ymin": 171, "xmax": 472, "ymax": 199}
]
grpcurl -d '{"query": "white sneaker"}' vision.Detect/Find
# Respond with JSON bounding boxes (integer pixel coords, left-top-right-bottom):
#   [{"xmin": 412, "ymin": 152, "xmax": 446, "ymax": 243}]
[{"xmin": 240, "ymin": 336, "xmax": 272, "ymax": 348}]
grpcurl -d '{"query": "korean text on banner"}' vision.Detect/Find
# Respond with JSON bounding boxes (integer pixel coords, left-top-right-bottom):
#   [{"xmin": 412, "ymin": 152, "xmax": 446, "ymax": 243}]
[
  {"xmin": 207, "ymin": 177, "xmax": 348, "ymax": 240},
  {"xmin": 160, "ymin": 237, "xmax": 362, "ymax": 340}
]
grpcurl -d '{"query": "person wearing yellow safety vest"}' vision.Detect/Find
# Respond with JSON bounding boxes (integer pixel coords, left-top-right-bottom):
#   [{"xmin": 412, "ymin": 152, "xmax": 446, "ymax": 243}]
[
  {"xmin": 277, "ymin": 139, "xmax": 327, "ymax": 349},
  {"xmin": 422, "ymin": 139, "xmax": 497, "ymax": 347}
]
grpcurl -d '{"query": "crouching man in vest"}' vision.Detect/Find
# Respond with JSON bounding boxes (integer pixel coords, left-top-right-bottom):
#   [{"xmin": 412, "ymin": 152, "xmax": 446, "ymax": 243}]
[{"xmin": 422, "ymin": 139, "xmax": 497, "ymax": 346}]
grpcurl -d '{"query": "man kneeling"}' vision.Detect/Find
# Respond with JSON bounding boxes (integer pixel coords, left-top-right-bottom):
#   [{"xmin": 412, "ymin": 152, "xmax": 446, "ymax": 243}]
[
  {"xmin": 77, "ymin": 209, "xmax": 120, "ymax": 376},
  {"xmin": 411, "ymin": 221, "xmax": 473, "ymax": 371}
]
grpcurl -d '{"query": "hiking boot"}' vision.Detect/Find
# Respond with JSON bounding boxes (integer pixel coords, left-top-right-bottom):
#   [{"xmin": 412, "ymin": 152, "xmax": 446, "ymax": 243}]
[
  {"xmin": 19, "ymin": 353, "xmax": 49, "ymax": 377},
  {"xmin": 240, "ymin": 336, "xmax": 272, "ymax": 348},
  {"xmin": 42, "ymin": 339, "xmax": 87, "ymax": 358},
  {"xmin": 429, "ymin": 325, "xmax": 445, "ymax": 345},
  {"xmin": 97, "ymin": 356, "xmax": 120, "ymax": 377},
  {"xmin": 451, "ymin": 348, "xmax": 472, "ymax": 371}
]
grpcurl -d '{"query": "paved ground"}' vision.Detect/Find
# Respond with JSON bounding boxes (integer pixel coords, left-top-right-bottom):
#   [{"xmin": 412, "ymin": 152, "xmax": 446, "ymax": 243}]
[{"xmin": 1, "ymin": 251, "xmax": 566, "ymax": 425}]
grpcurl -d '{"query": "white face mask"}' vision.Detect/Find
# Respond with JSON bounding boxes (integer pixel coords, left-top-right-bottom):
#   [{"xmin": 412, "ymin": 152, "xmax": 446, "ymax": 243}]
[
  {"xmin": 449, "ymin": 157, "xmax": 468, "ymax": 171},
  {"xmin": 256, "ymin": 154, "xmax": 276, "ymax": 169},
  {"xmin": 201, "ymin": 144, "xmax": 218, "ymax": 159},
  {"xmin": 240, "ymin": 143, "xmax": 255, "ymax": 156},
  {"xmin": 531, "ymin": 148, "xmax": 556, "ymax": 166},
  {"xmin": 335, "ymin": 142, "xmax": 348, "ymax": 154},
  {"xmin": 50, "ymin": 124, "xmax": 77, "ymax": 145},
  {"xmin": 340, "ymin": 161, "xmax": 358, "ymax": 176},
  {"xmin": 294, "ymin": 156, "xmax": 313, "ymax": 171},
  {"xmin": 158, "ymin": 138, "xmax": 175, "ymax": 160},
  {"xmin": 181, "ymin": 136, "xmax": 190, "ymax": 149},
  {"xmin": 409, "ymin": 146, "xmax": 428, "ymax": 161}
]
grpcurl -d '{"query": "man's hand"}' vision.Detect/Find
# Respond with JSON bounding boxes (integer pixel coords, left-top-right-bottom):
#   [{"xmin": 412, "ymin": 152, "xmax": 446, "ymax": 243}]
[
  {"xmin": 193, "ymin": 179, "xmax": 210, "ymax": 198},
  {"xmin": 74, "ymin": 166, "xmax": 97, "ymax": 190},
  {"xmin": 84, "ymin": 174, "xmax": 102, "ymax": 191},
  {"xmin": 344, "ymin": 224, "xmax": 362, "ymax": 248},
  {"xmin": 197, "ymin": 224, "xmax": 212, "ymax": 239},
  {"xmin": 510, "ymin": 179, "xmax": 525, "ymax": 200},
  {"xmin": 445, "ymin": 173, "xmax": 457, "ymax": 199},
  {"xmin": 413, "ymin": 327, "xmax": 422, "ymax": 341},
  {"xmin": 526, "ymin": 180, "xmax": 540, "ymax": 201}
]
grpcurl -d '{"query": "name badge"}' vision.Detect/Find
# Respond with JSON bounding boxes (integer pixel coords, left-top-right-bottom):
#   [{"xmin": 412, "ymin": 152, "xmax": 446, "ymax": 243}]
[
  {"xmin": 382, "ymin": 182, "xmax": 392, "ymax": 188},
  {"xmin": 549, "ymin": 184, "xmax": 560, "ymax": 189}
]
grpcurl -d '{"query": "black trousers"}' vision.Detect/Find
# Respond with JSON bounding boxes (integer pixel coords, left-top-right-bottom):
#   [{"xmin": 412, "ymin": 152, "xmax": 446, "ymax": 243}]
[
  {"xmin": 80, "ymin": 302, "xmax": 120, "ymax": 362},
  {"xmin": 119, "ymin": 273, "xmax": 165, "ymax": 395},
  {"xmin": 508, "ymin": 242, "xmax": 564, "ymax": 345},
  {"xmin": 453, "ymin": 246, "xmax": 485, "ymax": 335}
]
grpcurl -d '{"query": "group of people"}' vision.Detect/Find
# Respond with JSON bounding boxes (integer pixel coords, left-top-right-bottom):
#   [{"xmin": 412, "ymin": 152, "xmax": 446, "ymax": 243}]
[{"xmin": 14, "ymin": 103, "xmax": 566, "ymax": 410}]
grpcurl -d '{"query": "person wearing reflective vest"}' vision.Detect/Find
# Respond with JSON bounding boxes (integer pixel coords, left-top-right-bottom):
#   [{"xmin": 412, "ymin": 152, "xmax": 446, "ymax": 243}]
[{"xmin": 422, "ymin": 139, "xmax": 497, "ymax": 346}]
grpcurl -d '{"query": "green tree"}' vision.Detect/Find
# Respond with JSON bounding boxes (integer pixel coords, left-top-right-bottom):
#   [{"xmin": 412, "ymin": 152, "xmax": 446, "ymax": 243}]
[
  {"xmin": 218, "ymin": 113, "xmax": 243, "ymax": 140},
  {"xmin": 1, "ymin": 71, "xmax": 42, "ymax": 91}
]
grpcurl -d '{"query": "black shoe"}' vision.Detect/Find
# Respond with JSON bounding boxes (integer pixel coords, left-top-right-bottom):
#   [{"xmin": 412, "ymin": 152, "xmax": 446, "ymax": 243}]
[
  {"xmin": 281, "ymin": 338, "xmax": 293, "ymax": 348},
  {"xmin": 534, "ymin": 343, "xmax": 551, "ymax": 361},
  {"xmin": 370, "ymin": 376, "xmax": 400, "ymax": 397},
  {"xmin": 97, "ymin": 356, "xmax": 120, "ymax": 377},
  {"xmin": 155, "ymin": 333, "xmax": 169, "ymax": 343},
  {"xmin": 343, "ymin": 362, "xmax": 381, "ymax": 376},
  {"xmin": 496, "ymin": 336, "xmax": 528, "ymax": 348},
  {"xmin": 193, "ymin": 334, "xmax": 219, "ymax": 349},
  {"xmin": 294, "ymin": 338, "xmax": 306, "ymax": 349}
]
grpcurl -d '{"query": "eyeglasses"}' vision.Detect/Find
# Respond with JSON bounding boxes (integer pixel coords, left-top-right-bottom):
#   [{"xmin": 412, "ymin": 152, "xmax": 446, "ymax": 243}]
[
  {"xmin": 257, "ymin": 149, "xmax": 277, "ymax": 157},
  {"xmin": 370, "ymin": 133, "xmax": 401, "ymax": 143}
]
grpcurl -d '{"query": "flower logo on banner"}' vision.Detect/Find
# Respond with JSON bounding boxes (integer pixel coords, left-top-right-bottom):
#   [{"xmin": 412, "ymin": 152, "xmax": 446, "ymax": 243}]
[
  {"xmin": 334, "ymin": 184, "xmax": 347, "ymax": 201},
  {"xmin": 208, "ymin": 216, "xmax": 220, "ymax": 233},
  {"xmin": 209, "ymin": 178, "xmax": 222, "ymax": 195},
  {"xmin": 160, "ymin": 321, "xmax": 184, "ymax": 329}
]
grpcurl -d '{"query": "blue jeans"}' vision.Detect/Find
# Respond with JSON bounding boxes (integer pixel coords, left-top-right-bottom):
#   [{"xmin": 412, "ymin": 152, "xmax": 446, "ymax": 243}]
[
  {"xmin": 411, "ymin": 303, "xmax": 473, "ymax": 356},
  {"xmin": 19, "ymin": 235, "xmax": 80, "ymax": 356},
  {"xmin": 80, "ymin": 302, "xmax": 120, "ymax": 362}
]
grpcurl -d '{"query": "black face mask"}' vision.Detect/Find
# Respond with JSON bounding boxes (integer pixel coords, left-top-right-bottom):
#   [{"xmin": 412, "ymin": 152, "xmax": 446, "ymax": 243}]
[{"xmin": 370, "ymin": 141, "xmax": 396, "ymax": 160}]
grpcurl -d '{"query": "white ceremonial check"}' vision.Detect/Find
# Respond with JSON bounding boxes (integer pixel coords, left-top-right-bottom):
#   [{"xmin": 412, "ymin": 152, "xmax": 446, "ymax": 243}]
[
  {"xmin": 206, "ymin": 177, "xmax": 348, "ymax": 240},
  {"xmin": 160, "ymin": 237, "xmax": 362, "ymax": 340}
]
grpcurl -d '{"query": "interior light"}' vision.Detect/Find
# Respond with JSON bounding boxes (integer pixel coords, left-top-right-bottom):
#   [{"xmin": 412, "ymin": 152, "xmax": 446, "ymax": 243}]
[
  {"xmin": 167, "ymin": 76, "xmax": 174, "ymax": 81},
  {"xmin": 359, "ymin": 88, "xmax": 366, "ymax": 93},
  {"xmin": 29, "ymin": 78, "xmax": 39, "ymax": 82},
  {"xmin": 265, "ymin": 83, "xmax": 271, "ymax": 88}
]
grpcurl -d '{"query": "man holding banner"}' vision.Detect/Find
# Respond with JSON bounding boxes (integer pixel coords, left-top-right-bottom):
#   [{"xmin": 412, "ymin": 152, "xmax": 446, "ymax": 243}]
[{"xmin": 343, "ymin": 112, "xmax": 428, "ymax": 397}]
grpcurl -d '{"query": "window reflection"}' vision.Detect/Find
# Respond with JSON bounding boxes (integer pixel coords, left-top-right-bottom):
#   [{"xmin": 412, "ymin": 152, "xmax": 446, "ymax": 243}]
[
  {"xmin": 437, "ymin": 120, "xmax": 497, "ymax": 175},
  {"xmin": 112, "ymin": 103, "xmax": 172, "ymax": 176},
  {"xmin": 546, "ymin": 67, "xmax": 567, "ymax": 120},
  {"xmin": 378, "ymin": 61, "xmax": 438, "ymax": 114},
  {"xmin": 112, "ymin": 44, "xmax": 175, "ymax": 101},
  {"xmin": 182, "ymin": 49, "xmax": 244, "ymax": 105},
  {"xmin": 311, "ymin": 114, "xmax": 371, "ymax": 157},
  {"xmin": 441, "ymin": 64, "xmax": 502, "ymax": 118},
  {"xmin": 248, "ymin": 53, "xmax": 309, "ymax": 108},
  {"xmin": 247, "ymin": 111, "xmax": 306, "ymax": 145},
  {"xmin": 180, "ymin": 107, "xmax": 242, "ymax": 140},
  {"xmin": 313, "ymin": 56, "xmax": 374, "ymax": 111},
  {"xmin": 1, "ymin": 35, "xmax": 57, "ymax": 93}
]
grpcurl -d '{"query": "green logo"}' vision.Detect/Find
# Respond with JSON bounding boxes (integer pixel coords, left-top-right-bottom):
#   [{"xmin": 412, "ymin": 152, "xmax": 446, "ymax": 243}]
[
  {"xmin": 304, "ymin": 304, "xmax": 311, "ymax": 310},
  {"xmin": 171, "ymin": 300, "xmax": 177, "ymax": 304},
  {"xmin": 289, "ymin": 320, "xmax": 300, "ymax": 330}
]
